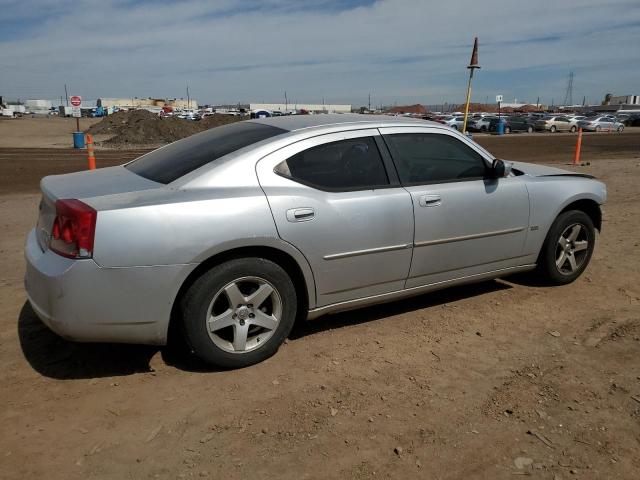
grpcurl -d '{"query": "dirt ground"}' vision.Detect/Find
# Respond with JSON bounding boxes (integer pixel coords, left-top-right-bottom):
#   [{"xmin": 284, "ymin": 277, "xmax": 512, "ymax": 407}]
[{"xmin": 0, "ymin": 123, "xmax": 639, "ymax": 479}]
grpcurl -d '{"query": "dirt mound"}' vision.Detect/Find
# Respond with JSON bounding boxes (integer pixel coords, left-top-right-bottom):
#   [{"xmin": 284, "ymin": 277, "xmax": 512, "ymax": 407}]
[{"xmin": 87, "ymin": 110, "xmax": 242, "ymax": 146}]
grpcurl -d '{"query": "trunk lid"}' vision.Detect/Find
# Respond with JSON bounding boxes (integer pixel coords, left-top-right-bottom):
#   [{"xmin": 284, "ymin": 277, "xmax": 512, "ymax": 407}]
[{"xmin": 36, "ymin": 166, "xmax": 160, "ymax": 251}]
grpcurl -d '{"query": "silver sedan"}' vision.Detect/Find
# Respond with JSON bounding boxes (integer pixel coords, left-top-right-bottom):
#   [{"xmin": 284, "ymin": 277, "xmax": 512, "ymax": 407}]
[{"xmin": 25, "ymin": 115, "xmax": 606, "ymax": 368}]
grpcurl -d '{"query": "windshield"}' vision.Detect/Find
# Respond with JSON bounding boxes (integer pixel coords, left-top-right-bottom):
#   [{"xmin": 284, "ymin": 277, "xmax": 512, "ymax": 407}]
[{"xmin": 126, "ymin": 121, "xmax": 287, "ymax": 184}]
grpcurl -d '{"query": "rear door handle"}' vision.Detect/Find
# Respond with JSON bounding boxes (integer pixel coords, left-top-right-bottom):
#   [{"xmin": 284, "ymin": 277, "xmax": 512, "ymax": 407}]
[
  {"xmin": 286, "ymin": 207, "xmax": 315, "ymax": 222},
  {"xmin": 418, "ymin": 194, "xmax": 442, "ymax": 207}
]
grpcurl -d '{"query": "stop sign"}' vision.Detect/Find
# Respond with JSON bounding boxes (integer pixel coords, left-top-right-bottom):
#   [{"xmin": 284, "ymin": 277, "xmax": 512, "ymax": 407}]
[{"xmin": 70, "ymin": 95, "xmax": 82, "ymax": 107}]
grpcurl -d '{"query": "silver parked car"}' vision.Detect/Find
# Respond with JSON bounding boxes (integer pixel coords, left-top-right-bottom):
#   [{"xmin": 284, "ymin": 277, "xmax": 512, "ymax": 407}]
[
  {"xmin": 578, "ymin": 116, "xmax": 624, "ymax": 132},
  {"xmin": 534, "ymin": 116, "xmax": 576, "ymax": 133},
  {"xmin": 25, "ymin": 115, "xmax": 606, "ymax": 368}
]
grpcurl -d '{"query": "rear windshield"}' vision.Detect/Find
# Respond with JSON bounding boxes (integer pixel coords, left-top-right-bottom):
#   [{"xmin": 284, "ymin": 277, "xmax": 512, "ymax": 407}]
[{"xmin": 125, "ymin": 121, "xmax": 287, "ymax": 184}]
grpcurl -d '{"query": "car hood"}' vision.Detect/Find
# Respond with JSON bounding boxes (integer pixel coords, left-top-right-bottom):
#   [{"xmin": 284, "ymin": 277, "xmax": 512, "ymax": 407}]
[{"xmin": 509, "ymin": 161, "xmax": 595, "ymax": 179}]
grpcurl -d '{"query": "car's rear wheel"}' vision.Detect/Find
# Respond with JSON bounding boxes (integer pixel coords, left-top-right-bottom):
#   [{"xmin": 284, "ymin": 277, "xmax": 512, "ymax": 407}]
[
  {"xmin": 505, "ymin": 126, "xmax": 511, "ymax": 134},
  {"xmin": 536, "ymin": 210, "xmax": 595, "ymax": 285},
  {"xmin": 180, "ymin": 258, "xmax": 297, "ymax": 368},
  {"xmin": 570, "ymin": 125, "xmax": 577, "ymax": 133},
  {"xmin": 617, "ymin": 125, "xmax": 624, "ymax": 133}
]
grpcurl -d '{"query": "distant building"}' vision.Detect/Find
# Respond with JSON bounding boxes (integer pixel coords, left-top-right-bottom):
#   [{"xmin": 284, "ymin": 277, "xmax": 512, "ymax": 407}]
[
  {"xmin": 386, "ymin": 104, "xmax": 428, "ymax": 115},
  {"xmin": 607, "ymin": 94, "xmax": 640, "ymax": 105},
  {"xmin": 23, "ymin": 99, "xmax": 52, "ymax": 115},
  {"xmin": 249, "ymin": 103, "xmax": 351, "ymax": 114},
  {"xmin": 97, "ymin": 97, "xmax": 198, "ymax": 110},
  {"xmin": 591, "ymin": 93, "xmax": 640, "ymax": 113}
]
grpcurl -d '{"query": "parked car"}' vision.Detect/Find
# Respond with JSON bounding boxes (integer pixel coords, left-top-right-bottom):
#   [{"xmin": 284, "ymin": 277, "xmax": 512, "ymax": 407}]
[
  {"xmin": 620, "ymin": 114, "xmax": 640, "ymax": 126},
  {"xmin": 488, "ymin": 116, "xmax": 535, "ymax": 133},
  {"xmin": 442, "ymin": 116, "xmax": 465, "ymax": 130},
  {"xmin": 534, "ymin": 116, "xmax": 576, "ymax": 133},
  {"xmin": 468, "ymin": 116, "xmax": 496, "ymax": 132},
  {"xmin": 577, "ymin": 116, "xmax": 624, "ymax": 132},
  {"xmin": 25, "ymin": 115, "xmax": 606, "ymax": 368}
]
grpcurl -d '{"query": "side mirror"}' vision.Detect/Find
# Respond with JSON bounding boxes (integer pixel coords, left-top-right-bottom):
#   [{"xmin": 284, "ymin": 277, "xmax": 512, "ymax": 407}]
[
  {"xmin": 491, "ymin": 159, "xmax": 505, "ymax": 178},
  {"xmin": 490, "ymin": 159, "xmax": 512, "ymax": 178}
]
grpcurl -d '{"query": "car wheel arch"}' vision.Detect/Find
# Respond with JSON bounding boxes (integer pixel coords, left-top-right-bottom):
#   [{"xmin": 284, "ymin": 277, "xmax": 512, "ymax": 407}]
[
  {"xmin": 167, "ymin": 244, "xmax": 315, "ymax": 344},
  {"xmin": 558, "ymin": 198, "xmax": 602, "ymax": 231},
  {"xmin": 533, "ymin": 198, "xmax": 601, "ymax": 266}
]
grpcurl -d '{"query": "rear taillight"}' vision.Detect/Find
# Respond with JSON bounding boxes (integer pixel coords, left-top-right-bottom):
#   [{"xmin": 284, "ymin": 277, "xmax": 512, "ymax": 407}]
[{"xmin": 50, "ymin": 199, "xmax": 97, "ymax": 259}]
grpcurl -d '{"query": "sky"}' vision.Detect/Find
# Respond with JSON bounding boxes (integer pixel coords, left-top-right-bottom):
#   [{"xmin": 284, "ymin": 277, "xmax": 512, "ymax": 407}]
[{"xmin": 1, "ymin": 0, "xmax": 639, "ymax": 107}]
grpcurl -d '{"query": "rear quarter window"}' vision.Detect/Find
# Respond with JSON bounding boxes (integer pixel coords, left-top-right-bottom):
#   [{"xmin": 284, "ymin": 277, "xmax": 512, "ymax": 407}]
[{"xmin": 126, "ymin": 121, "xmax": 287, "ymax": 184}]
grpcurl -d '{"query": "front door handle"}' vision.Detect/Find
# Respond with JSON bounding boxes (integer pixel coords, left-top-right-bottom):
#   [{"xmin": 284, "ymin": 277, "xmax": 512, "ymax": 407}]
[
  {"xmin": 286, "ymin": 207, "xmax": 315, "ymax": 222},
  {"xmin": 418, "ymin": 194, "xmax": 441, "ymax": 207}
]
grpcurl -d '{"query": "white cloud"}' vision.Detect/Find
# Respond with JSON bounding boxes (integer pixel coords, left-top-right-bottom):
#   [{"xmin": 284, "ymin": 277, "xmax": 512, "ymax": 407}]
[{"xmin": 0, "ymin": 0, "xmax": 638, "ymax": 106}]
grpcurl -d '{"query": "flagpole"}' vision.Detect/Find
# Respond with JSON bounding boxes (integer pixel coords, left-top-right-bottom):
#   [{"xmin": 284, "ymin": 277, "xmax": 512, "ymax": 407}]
[{"xmin": 462, "ymin": 37, "xmax": 481, "ymax": 135}]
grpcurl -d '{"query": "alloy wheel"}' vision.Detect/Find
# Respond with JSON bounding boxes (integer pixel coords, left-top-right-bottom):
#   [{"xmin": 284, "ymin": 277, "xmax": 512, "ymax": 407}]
[
  {"xmin": 555, "ymin": 223, "xmax": 590, "ymax": 275},
  {"xmin": 206, "ymin": 276, "xmax": 282, "ymax": 353}
]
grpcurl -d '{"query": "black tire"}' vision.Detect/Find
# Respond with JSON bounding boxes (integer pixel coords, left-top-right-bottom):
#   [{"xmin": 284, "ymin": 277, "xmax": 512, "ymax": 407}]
[
  {"xmin": 617, "ymin": 125, "xmax": 624, "ymax": 133},
  {"xmin": 527, "ymin": 126, "xmax": 533, "ymax": 133},
  {"xmin": 550, "ymin": 125, "xmax": 557, "ymax": 133},
  {"xmin": 570, "ymin": 126, "xmax": 577, "ymax": 133},
  {"xmin": 505, "ymin": 126, "xmax": 511, "ymax": 134},
  {"xmin": 536, "ymin": 210, "xmax": 595, "ymax": 285},
  {"xmin": 180, "ymin": 257, "xmax": 297, "ymax": 369}
]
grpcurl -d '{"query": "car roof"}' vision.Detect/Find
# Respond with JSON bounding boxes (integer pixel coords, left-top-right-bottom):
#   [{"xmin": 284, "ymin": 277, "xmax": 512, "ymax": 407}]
[{"xmin": 249, "ymin": 114, "xmax": 437, "ymax": 132}]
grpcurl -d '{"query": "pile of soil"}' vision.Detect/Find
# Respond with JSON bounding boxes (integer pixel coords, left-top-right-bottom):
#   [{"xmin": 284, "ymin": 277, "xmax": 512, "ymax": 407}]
[{"xmin": 87, "ymin": 110, "xmax": 242, "ymax": 146}]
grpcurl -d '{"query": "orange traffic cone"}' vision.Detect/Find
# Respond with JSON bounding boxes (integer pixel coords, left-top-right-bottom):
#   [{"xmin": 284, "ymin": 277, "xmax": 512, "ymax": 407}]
[
  {"xmin": 86, "ymin": 134, "xmax": 96, "ymax": 170},
  {"xmin": 572, "ymin": 128, "xmax": 583, "ymax": 166}
]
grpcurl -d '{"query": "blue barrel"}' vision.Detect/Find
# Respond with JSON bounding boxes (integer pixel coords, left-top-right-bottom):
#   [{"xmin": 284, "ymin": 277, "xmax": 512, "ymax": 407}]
[
  {"xmin": 73, "ymin": 132, "xmax": 85, "ymax": 149},
  {"xmin": 497, "ymin": 118, "xmax": 505, "ymax": 136}
]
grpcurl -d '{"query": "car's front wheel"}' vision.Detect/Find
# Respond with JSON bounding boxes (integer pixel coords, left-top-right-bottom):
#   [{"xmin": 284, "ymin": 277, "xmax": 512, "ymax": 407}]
[
  {"xmin": 180, "ymin": 257, "xmax": 297, "ymax": 368},
  {"xmin": 536, "ymin": 210, "xmax": 595, "ymax": 285}
]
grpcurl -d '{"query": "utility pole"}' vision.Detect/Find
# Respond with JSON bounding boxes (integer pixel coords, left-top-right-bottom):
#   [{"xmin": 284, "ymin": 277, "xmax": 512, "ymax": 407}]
[
  {"xmin": 284, "ymin": 91, "xmax": 288, "ymax": 111},
  {"xmin": 368, "ymin": 92, "xmax": 371, "ymax": 111},
  {"xmin": 186, "ymin": 83, "xmax": 190, "ymax": 109},
  {"xmin": 536, "ymin": 96, "xmax": 540, "ymax": 108},
  {"xmin": 64, "ymin": 84, "xmax": 69, "ymax": 106},
  {"xmin": 462, "ymin": 37, "xmax": 481, "ymax": 134}
]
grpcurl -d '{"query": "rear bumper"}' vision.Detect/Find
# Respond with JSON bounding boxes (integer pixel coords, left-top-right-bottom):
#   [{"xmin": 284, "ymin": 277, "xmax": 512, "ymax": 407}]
[{"xmin": 24, "ymin": 229, "xmax": 193, "ymax": 345}]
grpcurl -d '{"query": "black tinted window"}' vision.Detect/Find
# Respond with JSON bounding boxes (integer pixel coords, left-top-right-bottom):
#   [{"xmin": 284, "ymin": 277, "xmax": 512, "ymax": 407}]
[
  {"xmin": 126, "ymin": 121, "xmax": 286, "ymax": 184},
  {"xmin": 275, "ymin": 137, "xmax": 389, "ymax": 190},
  {"xmin": 384, "ymin": 133, "xmax": 487, "ymax": 184}
]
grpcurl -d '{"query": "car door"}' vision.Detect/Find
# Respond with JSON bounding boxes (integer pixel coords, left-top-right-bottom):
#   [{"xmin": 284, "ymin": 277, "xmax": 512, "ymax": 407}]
[
  {"xmin": 556, "ymin": 117, "xmax": 570, "ymax": 131},
  {"xmin": 380, "ymin": 127, "xmax": 530, "ymax": 288},
  {"xmin": 256, "ymin": 129, "xmax": 414, "ymax": 307}
]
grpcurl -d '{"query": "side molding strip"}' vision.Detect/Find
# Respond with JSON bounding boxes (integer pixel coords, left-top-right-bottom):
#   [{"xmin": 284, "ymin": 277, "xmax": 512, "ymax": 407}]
[
  {"xmin": 323, "ymin": 243, "xmax": 412, "ymax": 260},
  {"xmin": 413, "ymin": 227, "xmax": 525, "ymax": 248}
]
